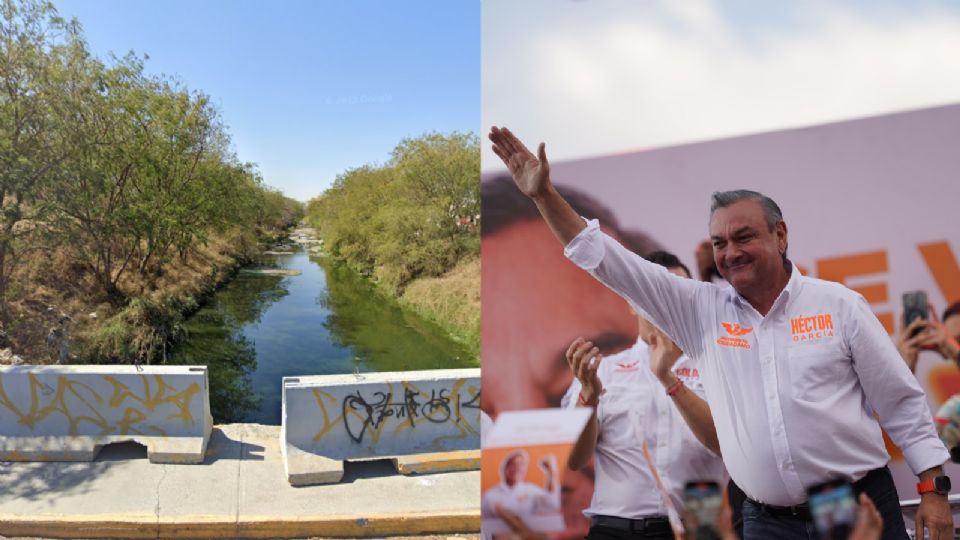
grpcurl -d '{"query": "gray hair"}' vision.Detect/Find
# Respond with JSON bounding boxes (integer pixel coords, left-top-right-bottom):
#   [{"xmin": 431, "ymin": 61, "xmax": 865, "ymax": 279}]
[
  {"xmin": 710, "ymin": 190, "xmax": 784, "ymax": 232},
  {"xmin": 710, "ymin": 190, "xmax": 788, "ymax": 260}
]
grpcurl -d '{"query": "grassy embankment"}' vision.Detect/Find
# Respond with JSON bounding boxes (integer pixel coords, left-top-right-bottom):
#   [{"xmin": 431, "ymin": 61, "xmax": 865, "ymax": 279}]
[
  {"xmin": 399, "ymin": 256, "xmax": 480, "ymax": 361},
  {"xmin": 10, "ymin": 227, "xmax": 291, "ymax": 366},
  {"xmin": 305, "ymin": 132, "xmax": 480, "ymax": 361},
  {"xmin": 75, "ymin": 231, "xmax": 291, "ymax": 364}
]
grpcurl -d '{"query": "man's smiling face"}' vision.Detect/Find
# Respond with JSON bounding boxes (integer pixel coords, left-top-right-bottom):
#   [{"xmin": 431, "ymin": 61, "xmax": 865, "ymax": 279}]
[{"xmin": 709, "ymin": 198, "xmax": 787, "ymax": 297}]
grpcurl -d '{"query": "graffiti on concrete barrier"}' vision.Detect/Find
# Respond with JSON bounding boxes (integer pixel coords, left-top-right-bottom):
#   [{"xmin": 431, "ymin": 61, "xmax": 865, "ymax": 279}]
[
  {"xmin": 0, "ymin": 373, "xmax": 201, "ymax": 437},
  {"xmin": 310, "ymin": 378, "xmax": 480, "ymax": 446},
  {"xmin": 342, "ymin": 387, "xmax": 421, "ymax": 443}
]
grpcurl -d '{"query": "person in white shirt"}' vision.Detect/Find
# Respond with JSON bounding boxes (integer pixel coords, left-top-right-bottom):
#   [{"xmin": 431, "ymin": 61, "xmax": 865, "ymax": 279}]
[
  {"xmin": 561, "ymin": 251, "xmax": 727, "ymax": 540},
  {"xmin": 482, "ymin": 450, "xmax": 561, "ymax": 520},
  {"xmin": 488, "ymin": 126, "xmax": 952, "ymax": 540}
]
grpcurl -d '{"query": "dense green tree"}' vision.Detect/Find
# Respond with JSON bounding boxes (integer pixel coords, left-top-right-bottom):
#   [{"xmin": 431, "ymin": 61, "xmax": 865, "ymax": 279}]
[
  {"xmin": 0, "ymin": 0, "xmax": 302, "ymax": 303},
  {"xmin": 306, "ymin": 132, "xmax": 478, "ymax": 292},
  {"xmin": 0, "ymin": 0, "xmax": 82, "ymax": 314},
  {"xmin": 1, "ymin": 0, "xmax": 304, "ymax": 362}
]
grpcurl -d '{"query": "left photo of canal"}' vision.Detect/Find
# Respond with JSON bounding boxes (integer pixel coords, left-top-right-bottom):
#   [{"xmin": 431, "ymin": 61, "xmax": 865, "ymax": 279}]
[
  {"xmin": 0, "ymin": 1, "xmax": 481, "ymax": 538},
  {"xmin": 170, "ymin": 225, "xmax": 476, "ymax": 425}
]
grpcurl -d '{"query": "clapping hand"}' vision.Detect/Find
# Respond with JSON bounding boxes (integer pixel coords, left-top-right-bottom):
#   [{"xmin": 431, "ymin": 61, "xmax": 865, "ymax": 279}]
[
  {"xmin": 648, "ymin": 326, "xmax": 683, "ymax": 386},
  {"xmin": 566, "ymin": 337, "xmax": 603, "ymax": 406}
]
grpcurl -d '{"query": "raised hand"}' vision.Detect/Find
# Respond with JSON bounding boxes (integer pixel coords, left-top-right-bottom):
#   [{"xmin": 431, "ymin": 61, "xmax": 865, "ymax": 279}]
[
  {"xmin": 648, "ymin": 326, "xmax": 683, "ymax": 386},
  {"xmin": 565, "ymin": 337, "xmax": 603, "ymax": 406},
  {"xmin": 538, "ymin": 454, "xmax": 557, "ymax": 474},
  {"xmin": 489, "ymin": 126, "xmax": 551, "ymax": 199},
  {"xmin": 898, "ymin": 317, "xmax": 934, "ymax": 372},
  {"xmin": 926, "ymin": 302, "xmax": 960, "ymax": 363},
  {"xmin": 537, "ymin": 454, "xmax": 558, "ymax": 493}
]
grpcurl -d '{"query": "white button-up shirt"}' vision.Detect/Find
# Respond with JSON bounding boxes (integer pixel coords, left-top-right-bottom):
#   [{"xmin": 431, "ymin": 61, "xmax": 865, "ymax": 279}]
[
  {"xmin": 565, "ymin": 219, "xmax": 948, "ymax": 506},
  {"xmin": 561, "ymin": 339, "xmax": 727, "ymax": 518}
]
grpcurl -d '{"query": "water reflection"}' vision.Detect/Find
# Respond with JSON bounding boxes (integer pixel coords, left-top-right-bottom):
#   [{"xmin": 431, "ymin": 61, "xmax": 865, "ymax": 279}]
[
  {"xmin": 170, "ymin": 246, "xmax": 474, "ymax": 425},
  {"xmin": 171, "ymin": 274, "xmax": 288, "ymax": 422},
  {"xmin": 317, "ymin": 258, "xmax": 473, "ymax": 373}
]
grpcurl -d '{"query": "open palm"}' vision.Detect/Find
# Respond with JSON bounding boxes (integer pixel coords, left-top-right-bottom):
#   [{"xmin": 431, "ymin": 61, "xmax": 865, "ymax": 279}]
[{"xmin": 489, "ymin": 126, "xmax": 550, "ymax": 198}]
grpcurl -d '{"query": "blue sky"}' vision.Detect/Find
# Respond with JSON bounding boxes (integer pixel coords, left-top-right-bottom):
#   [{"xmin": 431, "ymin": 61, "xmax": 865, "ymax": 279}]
[{"xmin": 54, "ymin": 0, "xmax": 479, "ymax": 202}]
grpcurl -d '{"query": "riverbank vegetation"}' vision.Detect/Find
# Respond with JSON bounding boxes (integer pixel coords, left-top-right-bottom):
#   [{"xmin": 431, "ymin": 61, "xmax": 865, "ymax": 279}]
[
  {"xmin": 400, "ymin": 256, "xmax": 479, "ymax": 357},
  {"xmin": 305, "ymin": 133, "xmax": 480, "ymax": 357},
  {"xmin": 1, "ymin": 0, "xmax": 302, "ymax": 364}
]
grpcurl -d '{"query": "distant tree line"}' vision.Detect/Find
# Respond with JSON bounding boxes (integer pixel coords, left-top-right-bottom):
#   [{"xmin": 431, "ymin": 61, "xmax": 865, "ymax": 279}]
[
  {"xmin": 0, "ymin": 0, "xmax": 302, "ymax": 316},
  {"xmin": 305, "ymin": 132, "xmax": 479, "ymax": 292}
]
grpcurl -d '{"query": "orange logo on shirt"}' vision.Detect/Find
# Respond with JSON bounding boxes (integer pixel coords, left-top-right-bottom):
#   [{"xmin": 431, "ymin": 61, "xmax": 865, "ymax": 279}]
[
  {"xmin": 615, "ymin": 360, "xmax": 640, "ymax": 372},
  {"xmin": 790, "ymin": 314, "xmax": 834, "ymax": 342},
  {"xmin": 722, "ymin": 323, "xmax": 753, "ymax": 336},
  {"xmin": 717, "ymin": 322, "xmax": 752, "ymax": 349}
]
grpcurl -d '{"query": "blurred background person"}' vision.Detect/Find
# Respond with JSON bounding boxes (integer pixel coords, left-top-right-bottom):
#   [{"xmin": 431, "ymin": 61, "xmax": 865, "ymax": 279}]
[
  {"xmin": 898, "ymin": 301, "xmax": 960, "ymax": 374},
  {"xmin": 561, "ymin": 251, "xmax": 727, "ymax": 540},
  {"xmin": 482, "ymin": 176, "xmax": 664, "ymax": 535}
]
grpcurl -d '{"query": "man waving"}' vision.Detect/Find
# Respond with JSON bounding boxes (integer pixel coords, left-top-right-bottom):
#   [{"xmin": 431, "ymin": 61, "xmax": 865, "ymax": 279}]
[{"xmin": 488, "ymin": 126, "xmax": 952, "ymax": 540}]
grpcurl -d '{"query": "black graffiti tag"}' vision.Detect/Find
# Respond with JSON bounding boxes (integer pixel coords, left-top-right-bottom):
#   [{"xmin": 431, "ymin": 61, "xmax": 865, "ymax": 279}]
[
  {"xmin": 420, "ymin": 389, "xmax": 451, "ymax": 423},
  {"xmin": 458, "ymin": 390, "xmax": 480, "ymax": 424},
  {"xmin": 342, "ymin": 388, "xmax": 420, "ymax": 443},
  {"xmin": 341, "ymin": 385, "xmax": 482, "ymax": 443}
]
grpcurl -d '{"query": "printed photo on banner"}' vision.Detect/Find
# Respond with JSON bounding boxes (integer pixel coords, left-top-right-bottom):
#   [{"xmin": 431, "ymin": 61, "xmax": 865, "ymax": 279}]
[{"xmin": 481, "ymin": 408, "xmax": 592, "ymax": 535}]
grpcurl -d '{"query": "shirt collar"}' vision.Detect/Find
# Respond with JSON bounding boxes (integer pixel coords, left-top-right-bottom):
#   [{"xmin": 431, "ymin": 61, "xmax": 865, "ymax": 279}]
[
  {"xmin": 777, "ymin": 260, "xmax": 803, "ymax": 312},
  {"xmin": 729, "ymin": 260, "xmax": 801, "ymax": 316}
]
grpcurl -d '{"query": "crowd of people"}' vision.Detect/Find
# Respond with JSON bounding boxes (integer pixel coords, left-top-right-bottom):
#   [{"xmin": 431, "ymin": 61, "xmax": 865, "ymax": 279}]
[{"xmin": 482, "ymin": 126, "xmax": 959, "ymax": 540}]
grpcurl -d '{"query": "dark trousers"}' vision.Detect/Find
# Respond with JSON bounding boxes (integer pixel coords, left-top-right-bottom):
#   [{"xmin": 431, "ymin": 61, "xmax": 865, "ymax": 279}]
[
  {"xmin": 584, "ymin": 525, "xmax": 674, "ymax": 540},
  {"xmin": 585, "ymin": 516, "xmax": 674, "ymax": 540},
  {"xmin": 742, "ymin": 466, "xmax": 908, "ymax": 540},
  {"xmin": 727, "ymin": 479, "xmax": 747, "ymax": 538}
]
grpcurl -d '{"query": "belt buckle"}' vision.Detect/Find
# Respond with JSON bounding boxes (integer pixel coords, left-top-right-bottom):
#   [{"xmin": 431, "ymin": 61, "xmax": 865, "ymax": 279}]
[
  {"xmin": 787, "ymin": 503, "xmax": 810, "ymax": 519},
  {"xmin": 630, "ymin": 518, "xmax": 646, "ymax": 533}
]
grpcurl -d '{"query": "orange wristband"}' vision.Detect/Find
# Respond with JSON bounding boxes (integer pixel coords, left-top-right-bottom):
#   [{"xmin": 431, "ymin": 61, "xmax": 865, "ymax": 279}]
[{"xmin": 665, "ymin": 378, "xmax": 684, "ymax": 397}]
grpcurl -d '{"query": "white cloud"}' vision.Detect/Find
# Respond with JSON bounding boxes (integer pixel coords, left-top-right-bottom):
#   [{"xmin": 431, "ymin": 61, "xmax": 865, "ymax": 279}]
[{"xmin": 482, "ymin": 0, "xmax": 960, "ymax": 170}]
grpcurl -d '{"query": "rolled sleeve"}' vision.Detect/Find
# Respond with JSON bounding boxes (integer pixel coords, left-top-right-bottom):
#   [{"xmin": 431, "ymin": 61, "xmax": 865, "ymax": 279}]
[
  {"xmin": 847, "ymin": 294, "xmax": 949, "ymax": 475},
  {"xmin": 902, "ymin": 437, "xmax": 952, "ymax": 477},
  {"xmin": 563, "ymin": 218, "xmax": 605, "ymax": 269}
]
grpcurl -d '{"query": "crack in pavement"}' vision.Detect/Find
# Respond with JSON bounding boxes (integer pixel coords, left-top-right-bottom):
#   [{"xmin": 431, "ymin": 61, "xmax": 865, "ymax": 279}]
[
  {"xmin": 234, "ymin": 428, "xmax": 245, "ymax": 539},
  {"xmin": 155, "ymin": 463, "xmax": 166, "ymax": 540}
]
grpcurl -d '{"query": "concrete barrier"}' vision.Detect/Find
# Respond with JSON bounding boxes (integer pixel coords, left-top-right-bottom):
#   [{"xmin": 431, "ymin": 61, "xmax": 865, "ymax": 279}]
[
  {"xmin": 0, "ymin": 365, "xmax": 213, "ymax": 464},
  {"xmin": 281, "ymin": 368, "xmax": 480, "ymax": 485}
]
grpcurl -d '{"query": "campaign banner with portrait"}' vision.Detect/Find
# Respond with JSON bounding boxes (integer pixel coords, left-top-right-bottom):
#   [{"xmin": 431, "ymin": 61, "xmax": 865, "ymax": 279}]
[
  {"xmin": 481, "ymin": 408, "xmax": 592, "ymax": 535},
  {"xmin": 481, "ymin": 104, "xmax": 960, "ymax": 535}
]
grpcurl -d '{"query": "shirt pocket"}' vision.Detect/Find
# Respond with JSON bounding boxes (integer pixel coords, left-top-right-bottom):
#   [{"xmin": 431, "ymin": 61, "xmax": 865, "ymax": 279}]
[
  {"xmin": 598, "ymin": 384, "xmax": 647, "ymax": 446},
  {"xmin": 786, "ymin": 341, "xmax": 847, "ymax": 402}
]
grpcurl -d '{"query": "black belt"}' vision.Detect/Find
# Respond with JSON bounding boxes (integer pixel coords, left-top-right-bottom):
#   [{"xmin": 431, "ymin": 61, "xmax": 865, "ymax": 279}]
[
  {"xmin": 746, "ymin": 466, "xmax": 892, "ymax": 523},
  {"xmin": 747, "ymin": 500, "xmax": 812, "ymax": 521},
  {"xmin": 591, "ymin": 515, "xmax": 672, "ymax": 535}
]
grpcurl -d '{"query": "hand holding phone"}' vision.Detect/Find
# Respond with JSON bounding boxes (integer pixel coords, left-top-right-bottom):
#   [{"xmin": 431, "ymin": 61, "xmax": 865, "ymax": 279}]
[
  {"xmin": 684, "ymin": 481, "xmax": 723, "ymax": 540},
  {"xmin": 807, "ymin": 479, "xmax": 856, "ymax": 540},
  {"xmin": 903, "ymin": 291, "xmax": 930, "ymax": 338}
]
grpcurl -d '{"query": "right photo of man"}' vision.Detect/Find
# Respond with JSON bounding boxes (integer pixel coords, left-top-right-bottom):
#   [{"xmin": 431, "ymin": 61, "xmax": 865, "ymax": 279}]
[{"xmin": 480, "ymin": 2, "xmax": 960, "ymax": 539}]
